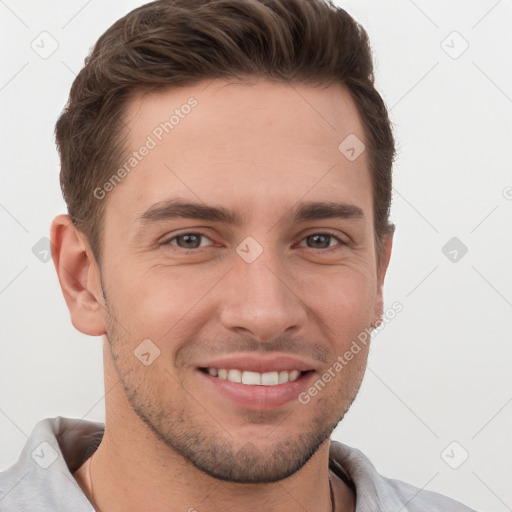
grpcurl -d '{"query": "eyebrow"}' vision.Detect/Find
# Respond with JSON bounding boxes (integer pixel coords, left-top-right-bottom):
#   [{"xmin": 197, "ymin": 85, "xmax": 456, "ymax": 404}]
[{"xmin": 136, "ymin": 198, "xmax": 364, "ymax": 227}]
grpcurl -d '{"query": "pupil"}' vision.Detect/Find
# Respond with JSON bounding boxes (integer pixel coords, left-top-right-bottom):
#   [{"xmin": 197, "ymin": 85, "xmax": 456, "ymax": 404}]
[
  {"xmin": 180, "ymin": 234, "xmax": 199, "ymax": 248},
  {"xmin": 310, "ymin": 234, "xmax": 329, "ymax": 248}
]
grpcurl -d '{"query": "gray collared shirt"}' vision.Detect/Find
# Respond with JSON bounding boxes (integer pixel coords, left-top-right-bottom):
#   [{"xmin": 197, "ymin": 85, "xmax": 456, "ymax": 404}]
[{"xmin": 0, "ymin": 417, "xmax": 476, "ymax": 511}]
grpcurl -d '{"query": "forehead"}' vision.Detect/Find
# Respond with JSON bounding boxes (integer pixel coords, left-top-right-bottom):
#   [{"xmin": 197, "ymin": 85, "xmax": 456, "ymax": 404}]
[{"xmin": 108, "ymin": 78, "xmax": 372, "ymax": 227}]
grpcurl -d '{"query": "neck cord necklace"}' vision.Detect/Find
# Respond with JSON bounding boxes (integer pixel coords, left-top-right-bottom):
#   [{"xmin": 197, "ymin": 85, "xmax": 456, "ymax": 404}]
[
  {"xmin": 87, "ymin": 454, "xmax": 103, "ymax": 512},
  {"xmin": 87, "ymin": 455, "xmax": 335, "ymax": 512},
  {"xmin": 329, "ymin": 473, "xmax": 336, "ymax": 512}
]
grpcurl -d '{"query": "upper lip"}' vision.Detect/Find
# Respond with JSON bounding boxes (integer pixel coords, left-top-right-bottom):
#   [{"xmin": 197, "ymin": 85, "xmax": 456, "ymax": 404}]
[{"xmin": 197, "ymin": 353, "xmax": 316, "ymax": 373}]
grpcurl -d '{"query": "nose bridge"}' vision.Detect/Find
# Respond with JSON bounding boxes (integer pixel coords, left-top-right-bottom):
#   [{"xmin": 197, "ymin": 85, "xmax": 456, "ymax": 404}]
[{"xmin": 219, "ymin": 239, "xmax": 306, "ymax": 339}]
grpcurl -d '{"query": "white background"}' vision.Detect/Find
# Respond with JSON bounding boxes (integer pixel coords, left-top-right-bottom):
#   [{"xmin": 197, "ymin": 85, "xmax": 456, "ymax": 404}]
[{"xmin": 1, "ymin": 1, "xmax": 511, "ymax": 510}]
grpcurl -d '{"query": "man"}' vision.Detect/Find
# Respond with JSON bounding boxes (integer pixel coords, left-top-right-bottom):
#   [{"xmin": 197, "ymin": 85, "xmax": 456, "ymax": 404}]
[{"xmin": 0, "ymin": 0, "xmax": 477, "ymax": 510}]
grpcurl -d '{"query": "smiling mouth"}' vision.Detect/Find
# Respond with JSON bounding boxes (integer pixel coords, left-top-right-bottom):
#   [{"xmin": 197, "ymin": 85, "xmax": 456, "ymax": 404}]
[{"xmin": 199, "ymin": 368, "xmax": 309, "ymax": 386}]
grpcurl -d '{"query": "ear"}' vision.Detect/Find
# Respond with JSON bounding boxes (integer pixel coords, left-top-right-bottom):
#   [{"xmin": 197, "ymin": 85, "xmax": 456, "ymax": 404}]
[
  {"xmin": 373, "ymin": 229, "xmax": 394, "ymax": 326},
  {"xmin": 50, "ymin": 214, "xmax": 106, "ymax": 336}
]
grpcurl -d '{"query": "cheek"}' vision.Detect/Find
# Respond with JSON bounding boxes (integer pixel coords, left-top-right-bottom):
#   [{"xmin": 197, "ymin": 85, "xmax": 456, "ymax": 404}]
[
  {"xmin": 295, "ymin": 264, "xmax": 378, "ymax": 333},
  {"xmin": 104, "ymin": 253, "xmax": 378, "ymax": 351},
  {"xmin": 105, "ymin": 264, "xmax": 225, "ymax": 343}
]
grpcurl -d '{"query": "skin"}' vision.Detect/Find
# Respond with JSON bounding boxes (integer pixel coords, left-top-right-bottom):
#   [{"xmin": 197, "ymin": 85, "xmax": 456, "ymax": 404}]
[{"xmin": 51, "ymin": 78, "xmax": 393, "ymax": 512}]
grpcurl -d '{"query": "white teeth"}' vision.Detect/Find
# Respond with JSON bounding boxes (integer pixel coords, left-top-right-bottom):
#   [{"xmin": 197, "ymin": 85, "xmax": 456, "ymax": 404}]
[
  {"xmin": 227, "ymin": 369, "xmax": 242, "ymax": 383},
  {"xmin": 261, "ymin": 371, "xmax": 279, "ymax": 386},
  {"xmin": 289, "ymin": 370, "xmax": 301, "ymax": 381},
  {"xmin": 242, "ymin": 371, "xmax": 261, "ymax": 385},
  {"xmin": 205, "ymin": 368, "xmax": 303, "ymax": 385}
]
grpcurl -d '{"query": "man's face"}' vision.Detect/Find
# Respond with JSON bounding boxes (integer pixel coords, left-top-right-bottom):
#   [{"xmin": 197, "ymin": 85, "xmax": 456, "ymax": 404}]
[{"xmin": 96, "ymin": 79, "xmax": 390, "ymax": 482}]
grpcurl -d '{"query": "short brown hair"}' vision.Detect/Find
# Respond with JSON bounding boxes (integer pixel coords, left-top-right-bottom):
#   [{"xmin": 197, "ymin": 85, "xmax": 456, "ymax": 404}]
[{"xmin": 55, "ymin": 0, "xmax": 395, "ymax": 265}]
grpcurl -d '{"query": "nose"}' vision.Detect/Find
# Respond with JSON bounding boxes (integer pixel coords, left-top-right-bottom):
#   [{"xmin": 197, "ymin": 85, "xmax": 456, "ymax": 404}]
[{"xmin": 219, "ymin": 247, "xmax": 307, "ymax": 342}]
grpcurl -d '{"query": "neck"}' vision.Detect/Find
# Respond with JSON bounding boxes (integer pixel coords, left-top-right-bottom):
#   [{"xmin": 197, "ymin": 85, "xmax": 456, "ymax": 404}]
[{"xmin": 83, "ymin": 424, "xmax": 342, "ymax": 512}]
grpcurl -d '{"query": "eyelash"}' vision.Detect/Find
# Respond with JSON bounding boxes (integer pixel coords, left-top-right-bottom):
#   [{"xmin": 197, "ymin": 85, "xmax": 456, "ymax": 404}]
[{"xmin": 161, "ymin": 231, "xmax": 346, "ymax": 253}]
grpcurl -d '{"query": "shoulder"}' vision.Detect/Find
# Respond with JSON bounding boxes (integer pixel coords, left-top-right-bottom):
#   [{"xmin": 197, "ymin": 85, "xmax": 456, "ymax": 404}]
[
  {"xmin": 0, "ymin": 416, "xmax": 104, "ymax": 512},
  {"xmin": 329, "ymin": 440, "xmax": 477, "ymax": 511}
]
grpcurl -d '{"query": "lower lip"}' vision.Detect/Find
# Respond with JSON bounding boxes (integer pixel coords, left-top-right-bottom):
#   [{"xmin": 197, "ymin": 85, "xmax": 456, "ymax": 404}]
[{"xmin": 198, "ymin": 370, "xmax": 315, "ymax": 410}]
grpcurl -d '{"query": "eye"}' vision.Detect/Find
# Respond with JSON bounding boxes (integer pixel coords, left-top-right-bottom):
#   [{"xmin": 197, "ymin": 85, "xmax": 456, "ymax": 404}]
[
  {"xmin": 298, "ymin": 232, "xmax": 345, "ymax": 251},
  {"xmin": 161, "ymin": 231, "xmax": 346, "ymax": 253},
  {"xmin": 163, "ymin": 232, "xmax": 214, "ymax": 250}
]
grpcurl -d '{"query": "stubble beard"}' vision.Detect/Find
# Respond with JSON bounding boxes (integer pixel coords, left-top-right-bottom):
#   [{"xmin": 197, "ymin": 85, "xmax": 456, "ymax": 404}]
[{"xmin": 102, "ymin": 292, "xmax": 364, "ymax": 483}]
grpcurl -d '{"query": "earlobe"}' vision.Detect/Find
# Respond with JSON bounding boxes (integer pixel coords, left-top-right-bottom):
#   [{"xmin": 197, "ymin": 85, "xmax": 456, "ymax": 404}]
[{"xmin": 50, "ymin": 214, "xmax": 106, "ymax": 337}]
